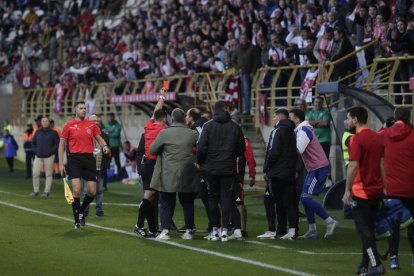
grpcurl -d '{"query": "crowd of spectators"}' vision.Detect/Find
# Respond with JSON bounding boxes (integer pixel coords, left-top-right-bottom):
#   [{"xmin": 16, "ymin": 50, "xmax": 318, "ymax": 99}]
[{"xmin": 0, "ymin": 0, "xmax": 413, "ymax": 105}]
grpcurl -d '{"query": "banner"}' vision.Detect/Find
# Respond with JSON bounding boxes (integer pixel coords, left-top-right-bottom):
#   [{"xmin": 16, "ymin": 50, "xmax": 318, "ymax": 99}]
[
  {"xmin": 110, "ymin": 92, "xmax": 177, "ymax": 104},
  {"xmin": 300, "ymin": 69, "xmax": 319, "ymax": 103}
]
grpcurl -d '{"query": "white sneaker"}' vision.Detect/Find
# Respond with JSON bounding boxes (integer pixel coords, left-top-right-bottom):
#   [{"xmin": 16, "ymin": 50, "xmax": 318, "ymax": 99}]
[
  {"xmin": 257, "ymin": 231, "xmax": 276, "ymax": 239},
  {"xmin": 181, "ymin": 230, "xmax": 193, "ymax": 240},
  {"xmin": 207, "ymin": 231, "xmax": 220, "ymax": 241},
  {"xmin": 280, "ymin": 233, "xmax": 296, "ymax": 240},
  {"xmin": 156, "ymin": 230, "xmax": 170, "ymax": 240},
  {"xmin": 229, "ymin": 229, "xmax": 243, "ymax": 240},
  {"xmin": 299, "ymin": 231, "xmax": 319, "ymax": 239},
  {"xmin": 324, "ymin": 220, "xmax": 339, "ymax": 238},
  {"xmin": 221, "ymin": 233, "xmax": 228, "ymax": 242}
]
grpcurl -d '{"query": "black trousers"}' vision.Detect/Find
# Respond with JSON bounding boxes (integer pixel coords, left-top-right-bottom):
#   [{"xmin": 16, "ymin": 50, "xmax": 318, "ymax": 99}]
[
  {"xmin": 399, "ymin": 198, "xmax": 414, "ymax": 255},
  {"xmin": 110, "ymin": 147, "xmax": 121, "ymax": 176},
  {"xmin": 159, "ymin": 192, "xmax": 196, "ymax": 230},
  {"xmin": 197, "ymin": 177, "xmax": 211, "ymax": 229},
  {"xmin": 25, "ymin": 151, "xmax": 34, "ymax": 177},
  {"xmin": 206, "ymin": 174, "xmax": 235, "ymax": 230},
  {"xmin": 352, "ymin": 196, "xmax": 382, "ymax": 268},
  {"xmin": 270, "ymin": 177, "xmax": 298, "ymax": 231},
  {"xmin": 6, "ymin": 157, "xmax": 14, "ymax": 171},
  {"xmin": 264, "ymin": 183, "xmax": 288, "ymax": 233}
]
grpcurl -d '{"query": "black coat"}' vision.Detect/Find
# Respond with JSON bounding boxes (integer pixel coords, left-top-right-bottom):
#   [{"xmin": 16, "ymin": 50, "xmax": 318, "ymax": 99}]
[
  {"xmin": 32, "ymin": 128, "xmax": 60, "ymax": 158},
  {"xmin": 191, "ymin": 117, "xmax": 209, "ymax": 135},
  {"xmin": 263, "ymin": 119, "xmax": 298, "ymax": 181},
  {"xmin": 196, "ymin": 111, "xmax": 245, "ymax": 176}
]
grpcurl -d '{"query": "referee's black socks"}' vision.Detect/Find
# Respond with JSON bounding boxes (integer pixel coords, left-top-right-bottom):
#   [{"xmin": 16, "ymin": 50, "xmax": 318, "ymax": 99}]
[
  {"xmin": 81, "ymin": 194, "xmax": 95, "ymax": 214},
  {"xmin": 136, "ymin": 199, "xmax": 157, "ymax": 233},
  {"xmin": 72, "ymin": 197, "xmax": 81, "ymax": 223}
]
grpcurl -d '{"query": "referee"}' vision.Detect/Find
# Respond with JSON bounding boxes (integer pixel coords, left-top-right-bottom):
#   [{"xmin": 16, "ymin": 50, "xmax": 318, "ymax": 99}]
[{"xmin": 58, "ymin": 101, "xmax": 110, "ymax": 229}]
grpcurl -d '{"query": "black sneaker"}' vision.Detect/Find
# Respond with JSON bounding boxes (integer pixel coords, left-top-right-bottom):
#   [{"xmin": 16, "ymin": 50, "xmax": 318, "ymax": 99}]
[
  {"xmin": 79, "ymin": 213, "xmax": 85, "ymax": 227},
  {"xmin": 356, "ymin": 266, "xmax": 368, "ymax": 276},
  {"xmin": 241, "ymin": 230, "xmax": 248, "ymax": 238},
  {"xmin": 148, "ymin": 231, "xmax": 161, "ymax": 238},
  {"xmin": 367, "ymin": 264, "xmax": 385, "ymax": 276},
  {"xmin": 74, "ymin": 223, "xmax": 81, "ymax": 230},
  {"xmin": 96, "ymin": 211, "xmax": 104, "ymax": 217},
  {"xmin": 134, "ymin": 225, "xmax": 147, "ymax": 238}
]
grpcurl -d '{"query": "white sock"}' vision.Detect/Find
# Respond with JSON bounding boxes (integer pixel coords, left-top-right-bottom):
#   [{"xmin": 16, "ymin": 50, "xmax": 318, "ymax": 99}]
[
  {"xmin": 212, "ymin": 227, "xmax": 218, "ymax": 234},
  {"xmin": 309, "ymin": 224, "xmax": 317, "ymax": 232},
  {"xmin": 234, "ymin": 229, "xmax": 241, "ymax": 236},
  {"xmin": 325, "ymin": 217, "xmax": 334, "ymax": 224},
  {"xmin": 222, "ymin": 228, "xmax": 228, "ymax": 236},
  {"xmin": 288, "ymin": 228, "xmax": 296, "ymax": 236}
]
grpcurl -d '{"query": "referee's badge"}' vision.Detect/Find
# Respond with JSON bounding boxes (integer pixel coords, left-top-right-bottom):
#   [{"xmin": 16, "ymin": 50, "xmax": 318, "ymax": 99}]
[{"xmin": 87, "ymin": 128, "xmax": 92, "ymax": 134}]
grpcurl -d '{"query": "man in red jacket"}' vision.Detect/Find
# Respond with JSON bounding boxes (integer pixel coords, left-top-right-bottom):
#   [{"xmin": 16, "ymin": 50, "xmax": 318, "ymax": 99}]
[{"xmin": 381, "ymin": 106, "xmax": 414, "ymax": 267}]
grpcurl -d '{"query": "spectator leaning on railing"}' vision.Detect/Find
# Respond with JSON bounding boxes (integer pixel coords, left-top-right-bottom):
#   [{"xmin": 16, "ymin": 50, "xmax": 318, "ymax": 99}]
[{"xmin": 1, "ymin": 0, "xmax": 413, "ymax": 105}]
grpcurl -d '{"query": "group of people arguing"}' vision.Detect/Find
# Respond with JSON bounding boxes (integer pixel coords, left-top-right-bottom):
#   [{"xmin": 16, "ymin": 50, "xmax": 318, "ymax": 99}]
[{"xmin": 55, "ymin": 86, "xmax": 414, "ymax": 275}]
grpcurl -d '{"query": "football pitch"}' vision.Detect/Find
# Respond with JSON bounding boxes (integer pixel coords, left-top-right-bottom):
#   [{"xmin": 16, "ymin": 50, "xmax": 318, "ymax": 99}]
[{"xmin": 0, "ymin": 159, "xmax": 413, "ymax": 276}]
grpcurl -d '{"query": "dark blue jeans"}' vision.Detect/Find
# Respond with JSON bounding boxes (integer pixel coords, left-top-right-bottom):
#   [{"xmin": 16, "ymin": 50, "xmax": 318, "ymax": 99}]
[{"xmin": 240, "ymin": 73, "xmax": 251, "ymax": 113}]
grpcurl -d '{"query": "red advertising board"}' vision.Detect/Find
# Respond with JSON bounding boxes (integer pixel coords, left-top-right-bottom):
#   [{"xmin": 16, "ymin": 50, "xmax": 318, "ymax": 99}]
[{"xmin": 110, "ymin": 92, "xmax": 177, "ymax": 103}]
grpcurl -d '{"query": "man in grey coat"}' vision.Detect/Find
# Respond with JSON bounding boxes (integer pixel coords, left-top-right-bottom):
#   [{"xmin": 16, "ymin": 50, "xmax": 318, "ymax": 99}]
[{"xmin": 150, "ymin": 108, "xmax": 199, "ymax": 240}]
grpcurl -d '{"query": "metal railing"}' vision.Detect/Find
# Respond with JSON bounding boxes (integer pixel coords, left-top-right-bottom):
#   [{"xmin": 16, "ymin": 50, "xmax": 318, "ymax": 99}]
[
  {"xmin": 9, "ymin": 73, "xmax": 228, "ymax": 127},
  {"xmin": 251, "ymin": 40, "xmax": 414, "ymax": 128},
  {"xmin": 10, "ymin": 44, "xmax": 414, "ymax": 128}
]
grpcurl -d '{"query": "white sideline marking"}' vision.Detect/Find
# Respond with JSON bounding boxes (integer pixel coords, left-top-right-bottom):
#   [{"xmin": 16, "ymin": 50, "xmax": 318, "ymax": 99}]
[
  {"xmin": 247, "ymin": 240, "xmax": 287, "ymax": 249},
  {"xmin": 91, "ymin": 202, "xmax": 138, "ymax": 207},
  {"xmin": 298, "ymin": 251, "xmax": 360, "ymax": 255},
  {"xmin": 0, "ymin": 190, "xmax": 29, "ymax": 198},
  {"xmin": 0, "ymin": 190, "xmax": 139, "ymax": 207},
  {"xmin": 0, "ymin": 200, "xmax": 314, "ymax": 276}
]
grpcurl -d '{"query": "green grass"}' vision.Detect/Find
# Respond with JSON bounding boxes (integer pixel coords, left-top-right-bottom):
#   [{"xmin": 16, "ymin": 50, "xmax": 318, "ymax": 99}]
[{"xmin": 0, "ymin": 158, "xmax": 413, "ymax": 276}]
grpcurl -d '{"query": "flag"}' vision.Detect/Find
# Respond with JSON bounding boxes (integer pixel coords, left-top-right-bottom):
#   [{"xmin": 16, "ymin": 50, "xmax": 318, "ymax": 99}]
[
  {"xmin": 64, "ymin": 178, "xmax": 74, "ymax": 205},
  {"xmin": 300, "ymin": 69, "xmax": 319, "ymax": 103}
]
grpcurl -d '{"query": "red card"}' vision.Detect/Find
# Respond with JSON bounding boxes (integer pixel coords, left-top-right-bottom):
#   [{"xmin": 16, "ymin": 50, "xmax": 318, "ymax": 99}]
[{"xmin": 163, "ymin": 80, "xmax": 170, "ymax": 90}]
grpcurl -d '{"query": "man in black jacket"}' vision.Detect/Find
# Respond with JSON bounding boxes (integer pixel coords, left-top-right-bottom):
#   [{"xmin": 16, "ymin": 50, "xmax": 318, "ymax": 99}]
[
  {"xmin": 197, "ymin": 101, "xmax": 245, "ymax": 242},
  {"xmin": 263, "ymin": 108, "xmax": 298, "ymax": 240},
  {"xmin": 328, "ymin": 27, "xmax": 356, "ymax": 83},
  {"xmin": 31, "ymin": 117, "xmax": 60, "ymax": 197}
]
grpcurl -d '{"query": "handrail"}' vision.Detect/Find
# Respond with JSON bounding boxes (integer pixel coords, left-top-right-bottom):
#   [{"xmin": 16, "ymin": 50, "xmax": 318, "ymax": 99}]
[
  {"xmin": 330, "ymin": 39, "xmax": 378, "ymax": 67},
  {"xmin": 9, "ymin": 53, "xmax": 414, "ymax": 130}
]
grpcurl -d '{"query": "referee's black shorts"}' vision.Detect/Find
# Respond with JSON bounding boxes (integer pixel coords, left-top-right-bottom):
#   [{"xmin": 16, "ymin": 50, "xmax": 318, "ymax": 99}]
[
  {"xmin": 142, "ymin": 159, "xmax": 156, "ymax": 191},
  {"xmin": 67, "ymin": 153, "xmax": 97, "ymax": 182}
]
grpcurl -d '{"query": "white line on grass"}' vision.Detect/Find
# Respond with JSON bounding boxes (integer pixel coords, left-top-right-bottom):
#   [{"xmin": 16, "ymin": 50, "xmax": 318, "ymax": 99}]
[
  {"xmin": 0, "ymin": 190, "xmax": 30, "ymax": 198},
  {"xmin": 0, "ymin": 190, "xmax": 139, "ymax": 206},
  {"xmin": 90, "ymin": 202, "xmax": 139, "ymax": 207},
  {"xmin": 0, "ymin": 200, "xmax": 314, "ymax": 276},
  {"xmin": 298, "ymin": 251, "xmax": 360, "ymax": 255},
  {"xmin": 247, "ymin": 240, "xmax": 287, "ymax": 249}
]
